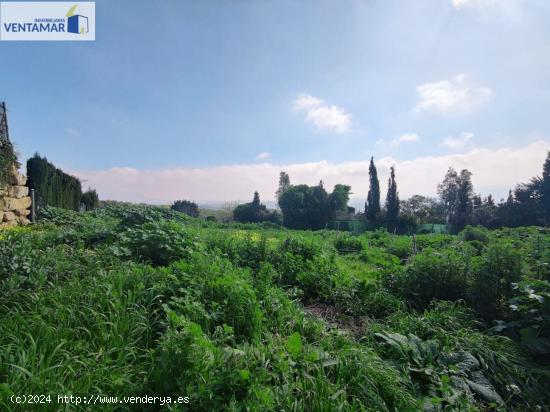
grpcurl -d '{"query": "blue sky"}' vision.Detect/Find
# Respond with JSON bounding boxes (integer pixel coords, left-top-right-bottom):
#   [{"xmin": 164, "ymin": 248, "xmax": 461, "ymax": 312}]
[{"xmin": 1, "ymin": 0, "xmax": 550, "ymax": 204}]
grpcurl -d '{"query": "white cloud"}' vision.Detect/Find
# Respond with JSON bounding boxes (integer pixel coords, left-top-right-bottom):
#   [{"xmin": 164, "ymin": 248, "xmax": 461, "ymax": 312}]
[
  {"xmin": 71, "ymin": 140, "xmax": 549, "ymax": 204},
  {"xmin": 256, "ymin": 152, "xmax": 271, "ymax": 160},
  {"xmin": 441, "ymin": 132, "xmax": 474, "ymax": 149},
  {"xmin": 415, "ymin": 74, "xmax": 492, "ymax": 115},
  {"xmin": 398, "ymin": 133, "xmax": 420, "ymax": 143},
  {"xmin": 378, "ymin": 133, "xmax": 420, "ymax": 147},
  {"xmin": 452, "ymin": 0, "xmax": 498, "ymax": 10},
  {"xmin": 292, "ymin": 93, "xmax": 352, "ymax": 134}
]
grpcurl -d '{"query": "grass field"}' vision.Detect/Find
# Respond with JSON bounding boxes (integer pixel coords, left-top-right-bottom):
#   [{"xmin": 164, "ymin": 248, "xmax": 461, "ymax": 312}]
[{"xmin": 0, "ymin": 203, "xmax": 549, "ymax": 411}]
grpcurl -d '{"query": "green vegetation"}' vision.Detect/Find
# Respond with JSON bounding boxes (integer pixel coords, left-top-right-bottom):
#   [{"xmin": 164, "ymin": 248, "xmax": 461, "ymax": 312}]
[
  {"xmin": 81, "ymin": 188, "xmax": 100, "ymax": 211},
  {"xmin": 26, "ymin": 153, "xmax": 83, "ymax": 211},
  {"xmin": 0, "ymin": 137, "xmax": 17, "ymax": 187},
  {"xmin": 1, "ymin": 203, "xmax": 549, "ymax": 411},
  {"xmin": 233, "ymin": 191, "xmax": 280, "ymax": 224},
  {"xmin": 171, "ymin": 199, "xmax": 200, "ymax": 218},
  {"xmin": 0, "ymin": 102, "xmax": 18, "ymax": 186}
]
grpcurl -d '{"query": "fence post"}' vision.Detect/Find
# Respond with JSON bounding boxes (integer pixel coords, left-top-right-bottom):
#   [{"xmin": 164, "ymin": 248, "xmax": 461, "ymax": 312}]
[{"xmin": 30, "ymin": 188, "xmax": 36, "ymax": 222}]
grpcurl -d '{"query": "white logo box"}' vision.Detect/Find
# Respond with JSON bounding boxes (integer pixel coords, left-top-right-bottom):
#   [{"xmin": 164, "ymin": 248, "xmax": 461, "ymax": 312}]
[{"xmin": 0, "ymin": 2, "xmax": 95, "ymax": 41}]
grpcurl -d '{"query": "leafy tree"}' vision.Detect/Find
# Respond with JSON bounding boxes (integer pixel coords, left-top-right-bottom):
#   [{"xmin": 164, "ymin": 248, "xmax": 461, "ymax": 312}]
[
  {"xmin": 81, "ymin": 188, "xmax": 99, "ymax": 211},
  {"xmin": 171, "ymin": 199, "xmax": 200, "ymax": 218},
  {"xmin": 276, "ymin": 171, "xmax": 291, "ymax": 203},
  {"xmin": 385, "ymin": 166, "xmax": 399, "ymax": 222},
  {"xmin": 366, "ymin": 157, "xmax": 381, "ymax": 222},
  {"xmin": 455, "ymin": 169, "xmax": 474, "ymax": 229},
  {"xmin": 400, "ymin": 195, "xmax": 445, "ymax": 224},
  {"xmin": 328, "ymin": 184, "xmax": 352, "ymax": 215},
  {"xmin": 437, "ymin": 167, "xmax": 474, "ymax": 231},
  {"xmin": 438, "ymin": 167, "xmax": 460, "ymax": 224},
  {"xmin": 471, "ymin": 195, "xmax": 499, "ymax": 228},
  {"xmin": 279, "ymin": 184, "xmax": 331, "ymax": 229},
  {"xmin": 234, "ymin": 191, "xmax": 279, "ymax": 224},
  {"xmin": 473, "ymin": 194, "xmax": 482, "ymax": 208}
]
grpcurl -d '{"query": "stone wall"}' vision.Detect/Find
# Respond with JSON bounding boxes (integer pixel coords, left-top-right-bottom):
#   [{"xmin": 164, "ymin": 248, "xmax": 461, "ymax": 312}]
[{"xmin": 0, "ymin": 164, "xmax": 31, "ymax": 228}]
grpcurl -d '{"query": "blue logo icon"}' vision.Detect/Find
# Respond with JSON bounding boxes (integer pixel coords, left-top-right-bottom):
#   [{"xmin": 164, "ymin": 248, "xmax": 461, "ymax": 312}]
[{"xmin": 66, "ymin": 5, "xmax": 88, "ymax": 34}]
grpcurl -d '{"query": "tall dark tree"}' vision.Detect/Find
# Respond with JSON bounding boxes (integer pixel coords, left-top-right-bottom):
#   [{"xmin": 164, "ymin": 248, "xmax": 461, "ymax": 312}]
[
  {"xmin": 252, "ymin": 191, "xmax": 261, "ymax": 214},
  {"xmin": 540, "ymin": 151, "xmax": 550, "ymax": 222},
  {"xmin": 26, "ymin": 153, "xmax": 82, "ymax": 211},
  {"xmin": 276, "ymin": 171, "xmax": 291, "ymax": 204},
  {"xmin": 366, "ymin": 157, "xmax": 381, "ymax": 222},
  {"xmin": 385, "ymin": 166, "xmax": 399, "ymax": 222}
]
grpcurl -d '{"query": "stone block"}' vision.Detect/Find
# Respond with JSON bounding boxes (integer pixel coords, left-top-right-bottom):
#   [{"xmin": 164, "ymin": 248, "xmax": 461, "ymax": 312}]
[
  {"xmin": 8, "ymin": 165, "xmax": 27, "ymax": 186},
  {"xmin": 3, "ymin": 211, "xmax": 16, "ymax": 221},
  {"xmin": 14, "ymin": 208, "xmax": 31, "ymax": 217},
  {"xmin": 17, "ymin": 216, "xmax": 30, "ymax": 226},
  {"xmin": 8, "ymin": 185, "xmax": 29, "ymax": 199},
  {"xmin": 4, "ymin": 196, "xmax": 31, "ymax": 211},
  {"xmin": 0, "ymin": 220, "xmax": 17, "ymax": 229}
]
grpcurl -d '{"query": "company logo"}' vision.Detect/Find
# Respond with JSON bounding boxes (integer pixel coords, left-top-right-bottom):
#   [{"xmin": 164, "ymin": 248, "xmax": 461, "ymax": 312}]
[
  {"xmin": 0, "ymin": 2, "xmax": 95, "ymax": 41},
  {"xmin": 66, "ymin": 5, "xmax": 88, "ymax": 34}
]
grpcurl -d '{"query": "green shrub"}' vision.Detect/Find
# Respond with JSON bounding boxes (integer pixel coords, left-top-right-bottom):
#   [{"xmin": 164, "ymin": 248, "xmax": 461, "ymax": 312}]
[
  {"xmin": 114, "ymin": 221, "xmax": 197, "ymax": 266},
  {"xmin": 296, "ymin": 255, "xmax": 338, "ymax": 302},
  {"xmin": 333, "ymin": 280, "xmax": 403, "ymax": 318},
  {"xmin": 166, "ymin": 254, "xmax": 263, "ymax": 342},
  {"xmin": 398, "ymin": 248, "xmax": 470, "ymax": 309},
  {"xmin": 469, "ymin": 241, "xmax": 522, "ymax": 320},
  {"xmin": 334, "ymin": 234, "xmax": 363, "ymax": 254},
  {"xmin": 493, "ymin": 279, "xmax": 550, "ymax": 357},
  {"xmin": 461, "ymin": 225, "xmax": 489, "ymax": 243},
  {"xmin": 279, "ymin": 236, "xmax": 321, "ymax": 261},
  {"xmin": 386, "ymin": 236, "xmax": 413, "ymax": 261}
]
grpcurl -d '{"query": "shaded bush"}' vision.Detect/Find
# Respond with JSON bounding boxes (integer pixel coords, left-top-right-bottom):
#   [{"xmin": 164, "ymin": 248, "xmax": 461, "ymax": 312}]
[
  {"xmin": 461, "ymin": 225, "xmax": 489, "ymax": 243},
  {"xmin": 470, "ymin": 241, "xmax": 522, "ymax": 320}
]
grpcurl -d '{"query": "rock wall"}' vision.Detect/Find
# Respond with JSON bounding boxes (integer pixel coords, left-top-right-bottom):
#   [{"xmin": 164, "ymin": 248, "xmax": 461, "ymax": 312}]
[{"xmin": 0, "ymin": 165, "xmax": 31, "ymax": 228}]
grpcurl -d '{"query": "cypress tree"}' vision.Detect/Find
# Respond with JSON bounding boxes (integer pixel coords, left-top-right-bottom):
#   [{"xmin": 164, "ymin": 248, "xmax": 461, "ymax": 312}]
[
  {"xmin": 252, "ymin": 191, "xmax": 261, "ymax": 220},
  {"xmin": 366, "ymin": 156, "xmax": 381, "ymax": 222},
  {"xmin": 541, "ymin": 151, "xmax": 550, "ymax": 222},
  {"xmin": 385, "ymin": 166, "xmax": 399, "ymax": 222},
  {"xmin": 26, "ymin": 153, "xmax": 83, "ymax": 211}
]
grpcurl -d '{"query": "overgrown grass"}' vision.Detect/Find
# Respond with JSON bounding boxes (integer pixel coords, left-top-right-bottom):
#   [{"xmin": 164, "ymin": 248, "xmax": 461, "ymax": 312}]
[{"xmin": 0, "ymin": 205, "xmax": 549, "ymax": 411}]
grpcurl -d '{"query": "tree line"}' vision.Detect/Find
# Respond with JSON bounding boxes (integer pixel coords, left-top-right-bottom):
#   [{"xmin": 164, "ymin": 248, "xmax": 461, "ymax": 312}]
[
  {"xmin": 26, "ymin": 153, "xmax": 99, "ymax": 211},
  {"xmin": 231, "ymin": 152, "xmax": 550, "ymax": 233}
]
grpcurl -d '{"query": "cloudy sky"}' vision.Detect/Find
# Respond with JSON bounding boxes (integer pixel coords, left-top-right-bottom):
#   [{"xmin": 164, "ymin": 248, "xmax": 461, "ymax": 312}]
[{"xmin": 1, "ymin": 0, "xmax": 549, "ymax": 205}]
